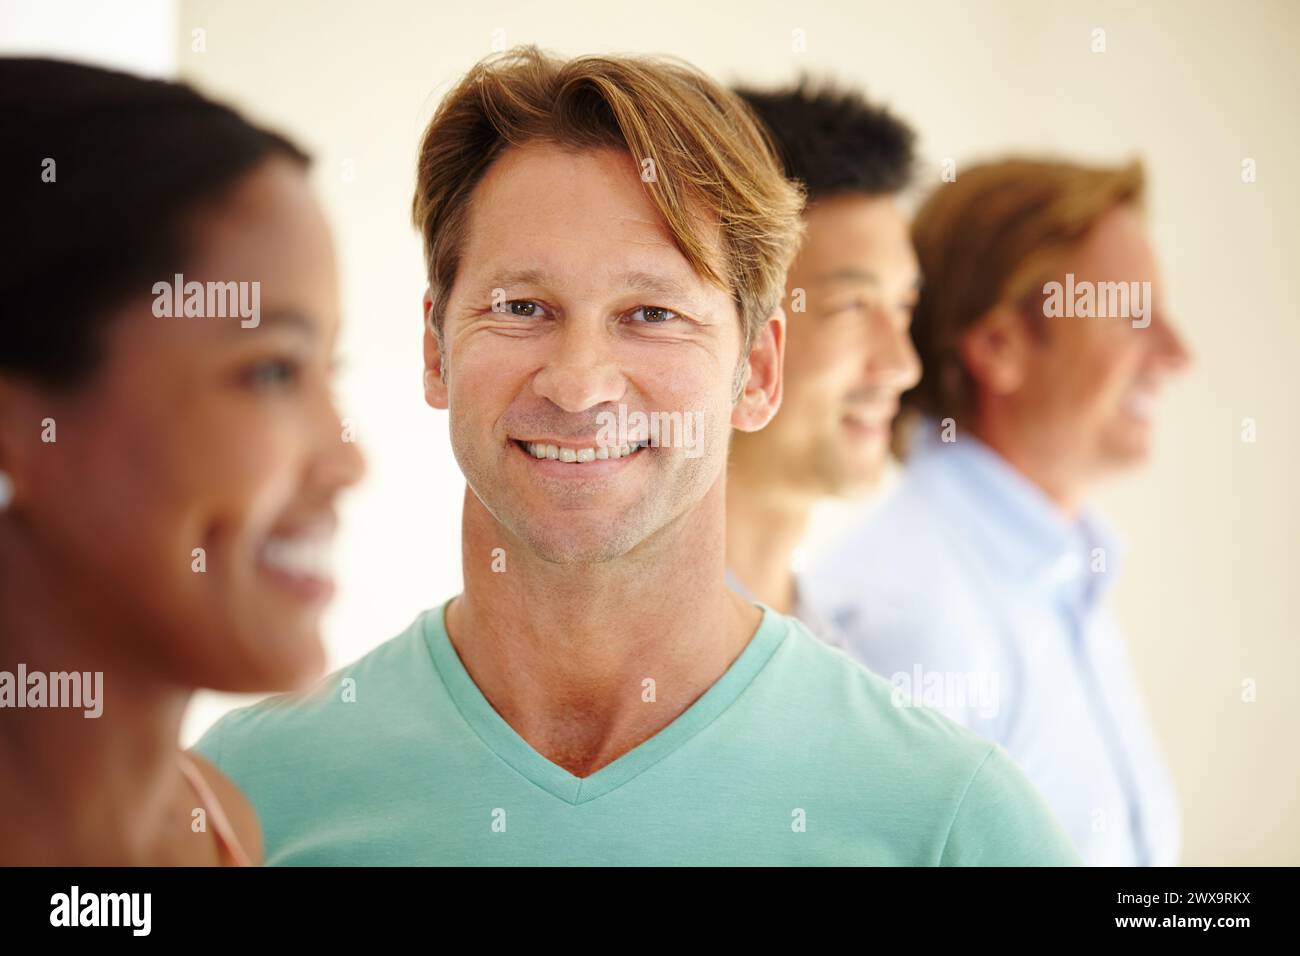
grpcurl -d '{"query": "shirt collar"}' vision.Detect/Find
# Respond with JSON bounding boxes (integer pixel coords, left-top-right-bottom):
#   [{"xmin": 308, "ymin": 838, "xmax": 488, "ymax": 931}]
[{"xmin": 908, "ymin": 420, "xmax": 1124, "ymax": 607}]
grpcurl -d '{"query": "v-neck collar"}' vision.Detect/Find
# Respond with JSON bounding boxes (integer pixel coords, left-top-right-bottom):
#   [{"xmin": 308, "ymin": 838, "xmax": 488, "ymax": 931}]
[{"xmin": 422, "ymin": 597, "xmax": 789, "ymax": 805}]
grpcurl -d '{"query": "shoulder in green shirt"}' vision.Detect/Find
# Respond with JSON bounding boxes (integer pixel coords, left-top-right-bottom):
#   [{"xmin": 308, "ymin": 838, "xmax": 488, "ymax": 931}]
[{"xmin": 193, "ymin": 600, "xmax": 1080, "ymax": 865}]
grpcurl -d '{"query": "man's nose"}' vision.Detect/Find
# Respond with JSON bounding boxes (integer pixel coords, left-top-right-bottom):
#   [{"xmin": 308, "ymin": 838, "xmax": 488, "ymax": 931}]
[
  {"xmin": 531, "ymin": 319, "xmax": 626, "ymax": 412},
  {"xmin": 867, "ymin": 307, "xmax": 923, "ymax": 392},
  {"xmin": 1149, "ymin": 311, "xmax": 1192, "ymax": 375}
]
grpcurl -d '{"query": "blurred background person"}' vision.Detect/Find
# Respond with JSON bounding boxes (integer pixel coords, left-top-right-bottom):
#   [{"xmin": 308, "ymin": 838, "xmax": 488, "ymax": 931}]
[
  {"xmin": 0, "ymin": 58, "xmax": 364, "ymax": 864},
  {"xmin": 805, "ymin": 158, "xmax": 1191, "ymax": 865},
  {"xmin": 725, "ymin": 78, "xmax": 921, "ymax": 645}
]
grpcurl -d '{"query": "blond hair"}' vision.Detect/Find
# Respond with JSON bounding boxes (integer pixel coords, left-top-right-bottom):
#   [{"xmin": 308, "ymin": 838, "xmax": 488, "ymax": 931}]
[
  {"xmin": 901, "ymin": 157, "xmax": 1145, "ymax": 442},
  {"xmin": 412, "ymin": 45, "xmax": 805, "ymax": 360}
]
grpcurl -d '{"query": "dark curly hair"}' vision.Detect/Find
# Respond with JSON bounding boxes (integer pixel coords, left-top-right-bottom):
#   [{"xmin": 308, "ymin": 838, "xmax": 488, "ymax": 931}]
[{"xmin": 731, "ymin": 75, "xmax": 916, "ymax": 202}]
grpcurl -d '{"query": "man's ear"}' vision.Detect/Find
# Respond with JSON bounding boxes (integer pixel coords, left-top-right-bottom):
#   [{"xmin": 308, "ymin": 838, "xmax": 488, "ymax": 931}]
[
  {"xmin": 422, "ymin": 290, "xmax": 449, "ymax": 410},
  {"xmin": 731, "ymin": 305, "xmax": 785, "ymax": 432},
  {"xmin": 958, "ymin": 302, "xmax": 1031, "ymax": 398}
]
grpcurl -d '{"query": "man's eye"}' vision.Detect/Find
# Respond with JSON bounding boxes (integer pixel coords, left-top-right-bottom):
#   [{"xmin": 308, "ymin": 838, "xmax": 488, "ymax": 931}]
[
  {"xmin": 826, "ymin": 300, "xmax": 866, "ymax": 317},
  {"xmin": 243, "ymin": 358, "xmax": 301, "ymax": 389},
  {"xmin": 828, "ymin": 298, "xmax": 898, "ymax": 319},
  {"xmin": 627, "ymin": 305, "xmax": 678, "ymax": 324},
  {"xmin": 501, "ymin": 299, "xmax": 547, "ymax": 318}
]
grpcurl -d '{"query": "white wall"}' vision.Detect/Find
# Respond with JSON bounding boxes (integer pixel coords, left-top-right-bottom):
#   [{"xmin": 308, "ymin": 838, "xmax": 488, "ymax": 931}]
[{"xmin": 0, "ymin": 0, "xmax": 176, "ymax": 76}]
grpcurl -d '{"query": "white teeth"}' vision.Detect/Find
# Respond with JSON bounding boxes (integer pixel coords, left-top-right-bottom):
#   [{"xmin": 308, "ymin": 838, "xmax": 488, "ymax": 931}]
[
  {"xmin": 521, "ymin": 440, "xmax": 644, "ymax": 463},
  {"xmin": 261, "ymin": 533, "xmax": 333, "ymax": 579}
]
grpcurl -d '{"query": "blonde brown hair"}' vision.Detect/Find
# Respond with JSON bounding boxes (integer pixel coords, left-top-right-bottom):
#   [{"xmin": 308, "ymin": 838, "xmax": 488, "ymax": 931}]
[
  {"xmin": 900, "ymin": 157, "xmax": 1145, "ymax": 445},
  {"xmin": 412, "ymin": 45, "xmax": 805, "ymax": 362}
]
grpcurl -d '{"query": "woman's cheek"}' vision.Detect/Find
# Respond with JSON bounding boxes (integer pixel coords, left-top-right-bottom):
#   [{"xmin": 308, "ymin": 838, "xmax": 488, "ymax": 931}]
[{"xmin": 193, "ymin": 413, "xmax": 307, "ymax": 553}]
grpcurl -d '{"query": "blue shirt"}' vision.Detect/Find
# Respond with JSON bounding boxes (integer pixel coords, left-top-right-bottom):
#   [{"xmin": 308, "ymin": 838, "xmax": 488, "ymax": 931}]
[{"xmin": 803, "ymin": 425, "xmax": 1181, "ymax": 866}]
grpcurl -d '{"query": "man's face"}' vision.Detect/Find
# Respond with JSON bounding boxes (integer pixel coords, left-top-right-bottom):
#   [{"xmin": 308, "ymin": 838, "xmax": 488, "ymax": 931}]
[
  {"xmin": 1011, "ymin": 204, "xmax": 1191, "ymax": 472},
  {"xmin": 733, "ymin": 193, "xmax": 921, "ymax": 496},
  {"xmin": 429, "ymin": 143, "xmax": 748, "ymax": 564}
]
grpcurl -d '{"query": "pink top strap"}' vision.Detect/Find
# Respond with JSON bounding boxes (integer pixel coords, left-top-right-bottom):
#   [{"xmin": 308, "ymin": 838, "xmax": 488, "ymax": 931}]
[{"xmin": 177, "ymin": 752, "xmax": 254, "ymax": 867}]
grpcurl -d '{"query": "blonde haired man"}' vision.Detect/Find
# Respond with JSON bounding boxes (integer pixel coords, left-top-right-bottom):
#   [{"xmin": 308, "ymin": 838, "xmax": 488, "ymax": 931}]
[
  {"xmin": 195, "ymin": 50, "xmax": 1078, "ymax": 865},
  {"xmin": 808, "ymin": 158, "xmax": 1190, "ymax": 865}
]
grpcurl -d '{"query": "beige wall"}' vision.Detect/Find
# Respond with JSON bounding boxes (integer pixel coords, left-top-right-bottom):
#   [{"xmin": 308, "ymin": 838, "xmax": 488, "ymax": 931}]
[
  {"xmin": 0, "ymin": 0, "xmax": 176, "ymax": 76},
  {"xmin": 176, "ymin": 0, "xmax": 1300, "ymax": 865}
]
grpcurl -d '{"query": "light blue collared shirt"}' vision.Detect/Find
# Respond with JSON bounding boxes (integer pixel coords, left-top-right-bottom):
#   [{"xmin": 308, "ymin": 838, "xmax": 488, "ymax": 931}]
[{"xmin": 803, "ymin": 424, "xmax": 1181, "ymax": 866}]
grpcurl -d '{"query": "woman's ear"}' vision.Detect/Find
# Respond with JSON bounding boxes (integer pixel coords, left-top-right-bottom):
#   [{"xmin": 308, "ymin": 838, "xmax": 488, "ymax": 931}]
[
  {"xmin": 422, "ymin": 290, "xmax": 449, "ymax": 410},
  {"xmin": 958, "ymin": 302, "xmax": 1031, "ymax": 398},
  {"xmin": 730, "ymin": 305, "xmax": 785, "ymax": 432}
]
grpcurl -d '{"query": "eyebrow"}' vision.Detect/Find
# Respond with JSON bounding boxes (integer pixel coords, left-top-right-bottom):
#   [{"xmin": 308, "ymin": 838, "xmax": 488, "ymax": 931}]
[
  {"xmin": 616, "ymin": 269, "xmax": 700, "ymax": 303},
  {"xmin": 811, "ymin": 268, "xmax": 923, "ymax": 291},
  {"xmin": 484, "ymin": 268, "xmax": 706, "ymax": 311},
  {"xmin": 243, "ymin": 309, "xmax": 319, "ymax": 335},
  {"xmin": 488, "ymin": 268, "xmax": 550, "ymax": 293}
]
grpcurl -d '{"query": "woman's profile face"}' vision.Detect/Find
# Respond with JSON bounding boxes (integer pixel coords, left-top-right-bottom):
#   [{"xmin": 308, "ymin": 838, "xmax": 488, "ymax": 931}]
[{"xmin": 12, "ymin": 156, "xmax": 364, "ymax": 692}]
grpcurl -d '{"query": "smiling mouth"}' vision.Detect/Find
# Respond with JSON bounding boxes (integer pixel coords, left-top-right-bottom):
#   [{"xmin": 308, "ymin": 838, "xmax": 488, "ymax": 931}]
[
  {"xmin": 256, "ymin": 525, "xmax": 336, "ymax": 602},
  {"xmin": 841, "ymin": 412, "xmax": 892, "ymax": 437},
  {"xmin": 514, "ymin": 439, "xmax": 649, "ymax": 463}
]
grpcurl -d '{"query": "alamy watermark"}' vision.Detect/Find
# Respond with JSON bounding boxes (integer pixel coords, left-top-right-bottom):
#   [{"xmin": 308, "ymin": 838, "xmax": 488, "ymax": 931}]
[
  {"xmin": 50, "ymin": 886, "xmax": 150, "ymax": 935},
  {"xmin": 1042, "ymin": 273, "xmax": 1151, "ymax": 328},
  {"xmin": 595, "ymin": 403, "xmax": 705, "ymax": 459},
  {"xmin": 0, "ymin": 664, "xmax": 103, "ymax": 718},
  {"xmin": 152, "ymin": 273, "xmax": 260, "ymax": 328},
  {"xmin": 890, "ymin": 665, "xmax": 1000, "ymax": 719}
]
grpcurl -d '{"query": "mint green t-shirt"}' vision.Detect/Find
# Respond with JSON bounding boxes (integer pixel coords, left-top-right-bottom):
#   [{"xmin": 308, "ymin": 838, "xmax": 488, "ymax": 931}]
[{"xmin": 194, "ymin": 600, "xmax": 1080, "ymax": 865}]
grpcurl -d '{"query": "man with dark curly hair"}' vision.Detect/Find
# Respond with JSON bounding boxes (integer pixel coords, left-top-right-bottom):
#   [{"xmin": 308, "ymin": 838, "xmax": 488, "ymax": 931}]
[{"xmin": 726, "ymin": 78, "xmax": 922, "ymax": 646}]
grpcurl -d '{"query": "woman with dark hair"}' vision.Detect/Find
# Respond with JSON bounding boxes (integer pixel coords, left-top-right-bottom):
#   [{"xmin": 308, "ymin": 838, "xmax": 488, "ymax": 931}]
[{"xmin": 0, "ymin": 59, "xmax": 364, "ymax": 864}]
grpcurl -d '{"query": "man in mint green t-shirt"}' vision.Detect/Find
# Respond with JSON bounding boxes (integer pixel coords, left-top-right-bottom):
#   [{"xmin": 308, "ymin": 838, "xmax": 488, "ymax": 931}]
[
  {"xmin": 198, "ymin": 599, "xmax": 1076, "ymax": 865},
  {"xmin": 195, "ymin": 46, "xmax": 1079, "ymax": 866}
]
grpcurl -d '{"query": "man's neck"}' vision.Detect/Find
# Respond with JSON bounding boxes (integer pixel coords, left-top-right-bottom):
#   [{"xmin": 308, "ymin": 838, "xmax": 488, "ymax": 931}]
[
  {"xmin": 446, "ymin": 481, "xmax": 762, "ymax": 778},
  {"xmin": 972, "ymin": 417, "xmax": 1088, "ymax": 519},
  {"xmin": 723, "ymin": 470, "xmax": 816, "ymax": 615}
]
